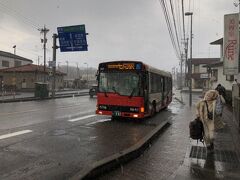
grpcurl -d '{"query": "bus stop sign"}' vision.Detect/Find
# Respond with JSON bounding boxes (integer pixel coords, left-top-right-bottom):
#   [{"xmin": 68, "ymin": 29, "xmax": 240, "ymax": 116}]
[{"xmin": 57, "ymin": 25, "xmax": 88, "ymax": 52}]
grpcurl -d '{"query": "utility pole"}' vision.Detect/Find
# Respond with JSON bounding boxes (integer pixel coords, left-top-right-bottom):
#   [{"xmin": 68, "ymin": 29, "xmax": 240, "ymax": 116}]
[
  {"xmin": 184, "ymin": 38, "xmax": 189, "ymax": 87},
  {"xmin": 39, "ymin": 25, "xmax": 49, "ymax": 82},
  {"xmin": 37, "ymin": 56, "xmax": 40, "ymax": 66},
  {"xmin": 66, "ymin": 61, "xmax": 69, "ymax": 77},
  {"xmin": 185, "ymin": 12, "xmax": 193, "ymax": 107},
  {"xmin": 84, "ymin": 62, "xmax": 88, "ymax": 88},
  {"xmin": 12, "ymin": 45, "xmax": 16, "ymax": 99},
  {"xmin": 180, "ymin": 54, "xmax": 184, "ymax": 90},
  {"xmin": 76, "ymin": 62, "xmax": 80, "ymax": 79},
  {"xmin": 58, "ymin": 62, "xmax": 61, "ymax": 70},
  {"xmin": 52, "ymin": 33, "xmax": 59, "ymax": 98}
]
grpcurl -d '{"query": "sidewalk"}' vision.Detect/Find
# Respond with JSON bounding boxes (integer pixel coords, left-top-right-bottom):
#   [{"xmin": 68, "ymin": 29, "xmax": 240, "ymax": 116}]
[
  {"xmin": 98, "ymin": 91, "xmax": 240, "ymax": 180},
  {"xmin": 170, "ymin": 91, "xmax": 240, "ymax": 180}
]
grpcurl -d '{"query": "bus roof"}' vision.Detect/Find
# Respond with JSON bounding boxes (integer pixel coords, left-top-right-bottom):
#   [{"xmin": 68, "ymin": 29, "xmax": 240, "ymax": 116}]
[{"xmin": 99, "ymin": 60, "xmax": 172, "ymax": 78}]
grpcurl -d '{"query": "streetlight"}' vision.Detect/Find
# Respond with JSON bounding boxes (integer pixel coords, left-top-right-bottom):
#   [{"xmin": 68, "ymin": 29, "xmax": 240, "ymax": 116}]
[
  {"xmin": 13, "ymin": 45, "xmax": 16, "ymax": 55},
  {"xmin": 66, "ymin": 61, "xmax": 69, "ymax": 77},
  {"xmin": 185, "ymin": 12, "xmax": 193, "ymax": 107},
  {"xmin": 84, "ymin": 62, "xmax": 88, "ymax": 88}
]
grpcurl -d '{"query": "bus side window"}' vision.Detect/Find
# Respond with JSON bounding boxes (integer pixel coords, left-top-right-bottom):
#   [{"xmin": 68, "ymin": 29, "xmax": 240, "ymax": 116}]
[{"xmin": 160, "ymin": 76, "xmax": 163, "ymax": 92}]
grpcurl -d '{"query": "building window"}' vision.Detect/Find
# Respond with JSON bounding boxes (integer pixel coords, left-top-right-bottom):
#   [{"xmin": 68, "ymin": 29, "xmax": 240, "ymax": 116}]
[
  {"xmin": 14, "ymin": 60, "xmax": 21, "ymax": 67},
  {"xmin": 2, "ymin": 60, "xmax": 9, "ymax": 67},
  {"xmin": 194, "ymin": 65, "xmax": 200, "ymax": 73},
  {"xmin": 226, "ymin": 75, "xmax": 234, "ymax": 81}
]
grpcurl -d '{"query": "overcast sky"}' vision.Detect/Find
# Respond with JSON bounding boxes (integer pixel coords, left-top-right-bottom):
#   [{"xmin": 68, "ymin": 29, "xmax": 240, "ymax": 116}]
[{"xmin": 0, "ymin": 0, "xmax": 238, "ymax": 71}]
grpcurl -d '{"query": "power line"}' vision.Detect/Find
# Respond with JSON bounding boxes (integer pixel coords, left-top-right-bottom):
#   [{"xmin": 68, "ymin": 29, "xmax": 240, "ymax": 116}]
[
  {"xmin": 176, "ymin": 0, "xmax": 183, "ymax": 44},
  {"xmin": 169, "ymin": 0, "xmax": 181, "ymax": 54},
  {"xmin": 159, "ymin": 0, "xmax": 180, "ymax": 59},
  {"xmin": 158, "ymin": 0, "xmax": 184, "ymax": 60}
]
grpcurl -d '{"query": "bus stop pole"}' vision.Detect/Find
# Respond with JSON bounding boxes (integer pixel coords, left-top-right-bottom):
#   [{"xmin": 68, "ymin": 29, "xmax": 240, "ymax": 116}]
[{"xmin": 52, "ymin": 33, "xmax": 58, "ymax": 98}]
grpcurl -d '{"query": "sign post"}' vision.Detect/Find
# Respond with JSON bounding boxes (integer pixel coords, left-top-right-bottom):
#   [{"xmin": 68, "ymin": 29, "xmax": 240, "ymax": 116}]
[{"xmin": 57, "ymin": 25, "xmax": 88, "ymax": 52}]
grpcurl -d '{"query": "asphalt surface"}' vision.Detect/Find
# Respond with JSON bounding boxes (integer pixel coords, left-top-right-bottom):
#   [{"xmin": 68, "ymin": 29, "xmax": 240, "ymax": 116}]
[
  {"xmin": 0, "ymin": 95, "xmax": 175, "ymax": 179},
  {"xmin": 99, "ymin": 92, "xmax": 240, "ymax": 180},
  {"xmin": 98, "ymin": 93, "xmax": 189, "ymax": 180}
]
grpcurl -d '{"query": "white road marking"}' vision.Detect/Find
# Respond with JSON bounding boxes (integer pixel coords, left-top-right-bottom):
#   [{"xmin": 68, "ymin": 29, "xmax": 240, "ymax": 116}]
[
  {"xmin": 0, "ymin": 130, "xmax": 33, "ymax": 140},
  {"xmin": 56, "ymin": 110, "xmax": 94, "ymax": 120},
  {"xmin": 86, "ymin": 118, "xmax": 111, "ymax": 126},
  {"xmin": 68, "ymin": 114, "xmax": 97, "ymax": 122}
]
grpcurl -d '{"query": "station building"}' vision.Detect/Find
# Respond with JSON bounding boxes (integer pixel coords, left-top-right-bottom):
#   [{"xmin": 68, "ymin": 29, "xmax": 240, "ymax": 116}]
[
  {"xmin": 0, "ymin": 64, "xmax": 65, "ymax": 91},
  {"xmin": 0, "ymin": 50, "xmax": 33, "ymax": 69}
]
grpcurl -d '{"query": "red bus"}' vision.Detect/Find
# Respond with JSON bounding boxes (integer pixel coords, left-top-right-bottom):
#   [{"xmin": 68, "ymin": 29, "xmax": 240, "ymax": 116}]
[{"xmin": 96, "ymin": 61, "xmax": 172, "ymax": 119}]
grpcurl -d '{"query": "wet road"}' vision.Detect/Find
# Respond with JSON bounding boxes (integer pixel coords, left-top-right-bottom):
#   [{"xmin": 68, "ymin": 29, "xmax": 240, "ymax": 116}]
[
  {"xmin": 0, "ymin": 96, "xmax": 177, "ymax": 179},
  {"xmin": 98, "ymin": 95, "xmax": 187, "ymax": 180}
]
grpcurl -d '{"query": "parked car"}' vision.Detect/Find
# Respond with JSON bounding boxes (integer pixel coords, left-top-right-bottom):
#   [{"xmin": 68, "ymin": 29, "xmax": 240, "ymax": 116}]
[{"xmin": 89, "ymin": 85, "xmax": 98, "ymax": 98}]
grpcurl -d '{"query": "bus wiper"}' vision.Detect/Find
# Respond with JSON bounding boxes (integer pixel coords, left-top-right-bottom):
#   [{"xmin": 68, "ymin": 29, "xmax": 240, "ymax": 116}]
[
  {"xmin": 102, "ymin": 88, "xmax": 108, "ymax": 97},
  {"xmin": 112, "ymin": 86, "xmax": 117, "ymax": 93},
  {"xmin": 112, "ymin": 86, "xmax": 120, "ymax": 95},
  {"xmin": 129, "ymin": 88, "xmax": 136, "ymax": 98}
]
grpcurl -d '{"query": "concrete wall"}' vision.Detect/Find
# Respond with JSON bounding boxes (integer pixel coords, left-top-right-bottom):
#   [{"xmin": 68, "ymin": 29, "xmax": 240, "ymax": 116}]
[{"xmin": 212, "ymin": 66, "xmax": 233, "ymax": 90}]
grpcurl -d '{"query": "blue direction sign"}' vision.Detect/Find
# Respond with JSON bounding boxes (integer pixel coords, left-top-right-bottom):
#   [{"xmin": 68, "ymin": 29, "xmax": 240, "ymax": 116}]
[{"xmin": 57, "ymin": 25, "xmax": 88, "ymax": 52}]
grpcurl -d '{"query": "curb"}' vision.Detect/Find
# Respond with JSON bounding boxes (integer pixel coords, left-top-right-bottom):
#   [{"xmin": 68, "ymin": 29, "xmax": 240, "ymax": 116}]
[
  {"xmin": 70, "ymin": 120, "xmax": 170, "ymax": 180},
  {"xmin": 0, "ymin": 92, "xmax": 89, "ymax": 103}
]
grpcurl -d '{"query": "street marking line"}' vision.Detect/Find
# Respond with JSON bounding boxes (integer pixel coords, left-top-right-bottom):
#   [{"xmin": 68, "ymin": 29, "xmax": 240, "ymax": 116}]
[
  {"xmin": 56, "ymin": 110, "xmax": 94, "ymax": 120},
  {"xmin": 68, "ymin": 114, "xmax": 97, "ymax": 122},
  {"xmin": 86, "ymin": 118, "xmax": 111, "ymax": 126},
  {"xmin": 0, "ymin": 130, "xmax": 33, "ymax": 140}
]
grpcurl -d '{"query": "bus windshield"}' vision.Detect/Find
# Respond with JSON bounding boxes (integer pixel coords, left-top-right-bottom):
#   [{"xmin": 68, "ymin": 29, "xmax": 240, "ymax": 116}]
[{"xmin": 99, "ymin": 72, "xmax": 142, "ymax": 97}]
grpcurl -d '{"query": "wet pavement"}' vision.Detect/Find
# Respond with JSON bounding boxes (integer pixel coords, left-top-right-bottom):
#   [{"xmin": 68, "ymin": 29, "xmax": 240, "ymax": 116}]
[
  {"xmin": 0, "ymin": 96, "xmax": 173, "ymax": 179},
  {"xmin": 99, "ymin": 91, "xmax": 240, "ymax": 180}
]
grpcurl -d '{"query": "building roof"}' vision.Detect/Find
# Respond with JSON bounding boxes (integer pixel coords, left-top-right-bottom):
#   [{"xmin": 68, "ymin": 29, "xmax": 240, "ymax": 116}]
[
  {"xmin": 204, "ymin": 61, "xmax": 223, "ymax": 68},
  {"xmin": 191, "ymin": 58, "xmax": 220, "ymax": 65},
  {"xmin": 0, "ymin": 50, "xmax": 33, "ymax": 63},
  {"xmin": 0, "ymin": 64, "xmax": 66, "ymax": 75},
  {"xmin": 210, "ymin": 38, "xmax": 223, "ymax": 45}
]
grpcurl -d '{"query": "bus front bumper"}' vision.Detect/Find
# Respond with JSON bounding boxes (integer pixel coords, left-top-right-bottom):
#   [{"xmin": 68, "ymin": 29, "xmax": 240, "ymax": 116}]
[{"xmin": 96, "ymin": 110, "xmax": 145, "ymax": 119}]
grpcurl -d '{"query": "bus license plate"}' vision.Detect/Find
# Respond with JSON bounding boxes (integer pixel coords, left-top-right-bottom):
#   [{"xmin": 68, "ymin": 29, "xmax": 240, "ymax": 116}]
[{"xmin": 113, "ymin": 111, "xmax": 121, "ymax": 116}]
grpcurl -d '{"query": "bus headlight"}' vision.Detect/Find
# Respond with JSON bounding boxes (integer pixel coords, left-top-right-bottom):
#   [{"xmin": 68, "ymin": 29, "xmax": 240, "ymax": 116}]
[{"xmin": 133, "ymin": 114, "xmax": 139, "ymax": 118}]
